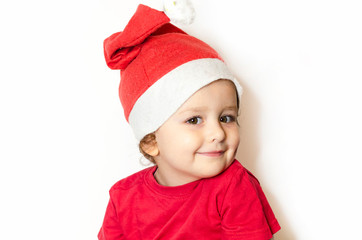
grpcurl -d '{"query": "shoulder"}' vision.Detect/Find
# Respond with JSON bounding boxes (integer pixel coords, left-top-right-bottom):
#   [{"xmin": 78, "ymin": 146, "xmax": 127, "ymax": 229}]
[
  {"xmin": 110, "ymin": 166, "xmax": 155, "ymax": 193},
  {"xmin": 217, "ymin": 161, "xmax": 281, "ymax": 238},
  {"xmin": 214, "ymin": 160, "xmax": 259, "ymax": 187},
  {"xmin": 203, "ymin": 160, "xmax": 258, "ymax": 201},
  {"xmin": 210, "ymin": 160, "xmax": 265, "ymax": 206}
]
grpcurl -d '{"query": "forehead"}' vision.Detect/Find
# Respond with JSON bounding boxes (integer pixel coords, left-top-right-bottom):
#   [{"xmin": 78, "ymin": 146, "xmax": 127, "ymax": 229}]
[{"xmin": 178, "ymin": 79, "xmax": 238, "ymax": 111}]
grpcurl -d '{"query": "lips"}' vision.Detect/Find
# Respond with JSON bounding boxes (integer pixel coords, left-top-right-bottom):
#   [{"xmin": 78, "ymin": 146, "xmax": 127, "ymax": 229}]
[{"xmin": 197, "ymin": 150, "xmax": 225, "ymax": 157}]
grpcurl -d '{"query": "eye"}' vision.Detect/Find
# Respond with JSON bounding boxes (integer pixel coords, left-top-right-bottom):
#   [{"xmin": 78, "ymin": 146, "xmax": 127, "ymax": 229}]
[
  {"xmin": 220, "ymin": 115, "xmax": 236, "ymax": 123},
  {"xmin": 186, "ymin": 116, "xmax": 202, "ymax": 125}
]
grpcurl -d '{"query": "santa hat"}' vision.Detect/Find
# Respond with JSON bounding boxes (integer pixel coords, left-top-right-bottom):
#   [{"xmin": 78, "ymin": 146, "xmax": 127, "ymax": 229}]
[{"xmin": 104, "ymin": 4, "xmax": 243, "ymax": 141}]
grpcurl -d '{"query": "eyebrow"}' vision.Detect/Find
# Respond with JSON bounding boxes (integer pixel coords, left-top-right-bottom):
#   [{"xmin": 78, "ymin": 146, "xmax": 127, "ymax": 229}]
[{"xmin": 178, "ymin": 106, "xmax": 238, "ymax": 115}]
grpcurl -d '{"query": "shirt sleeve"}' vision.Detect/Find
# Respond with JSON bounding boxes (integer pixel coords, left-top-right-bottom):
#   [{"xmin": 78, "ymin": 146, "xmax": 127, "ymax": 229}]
[
  {"xmin": 220, "ymin": 167, "xmax": 281, "ymax": 240},
  {"xmin": 98, "ymin": 195, "xmax": 124, "ymax": 240}
]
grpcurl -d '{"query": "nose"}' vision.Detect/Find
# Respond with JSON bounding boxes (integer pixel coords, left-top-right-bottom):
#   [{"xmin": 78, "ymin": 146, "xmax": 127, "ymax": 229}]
[{"xmin": 206, "ymin": 120, "xmax": 226, "ymax": 142}]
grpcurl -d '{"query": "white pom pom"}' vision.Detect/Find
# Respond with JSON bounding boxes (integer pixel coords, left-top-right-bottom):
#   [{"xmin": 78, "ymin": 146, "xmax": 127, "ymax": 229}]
[{"xmin": 163, "ymin": 0, "xmax": 195, "ymax": 25}]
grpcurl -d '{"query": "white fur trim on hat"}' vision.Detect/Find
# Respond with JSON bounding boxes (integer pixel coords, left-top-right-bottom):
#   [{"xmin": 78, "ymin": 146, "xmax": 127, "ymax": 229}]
[
  {"xmin": 128, "ymin": 58, "xmax": 243, "ymax": 141},
  {"xmin": 163, "ymin": 0, "xmax": 195, "ymax": 25}
]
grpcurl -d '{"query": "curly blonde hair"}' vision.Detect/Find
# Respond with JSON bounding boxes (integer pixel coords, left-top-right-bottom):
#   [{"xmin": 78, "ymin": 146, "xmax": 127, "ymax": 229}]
[{"xmin": 139, "ymin": 132, "xmax": 157, "ymax": 164}]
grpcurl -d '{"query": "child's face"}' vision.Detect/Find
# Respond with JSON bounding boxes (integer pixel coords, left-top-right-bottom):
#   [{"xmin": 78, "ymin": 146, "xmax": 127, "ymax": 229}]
[{"xmin": 153, "ymin": 79, "xmax": 240, "ymax": 186}]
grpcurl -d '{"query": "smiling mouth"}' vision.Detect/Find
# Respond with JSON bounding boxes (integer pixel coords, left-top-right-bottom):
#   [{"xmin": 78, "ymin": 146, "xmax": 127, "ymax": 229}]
[{"xmin": 197, "ymin": 151, "xmax": 225, "ymax": 157}]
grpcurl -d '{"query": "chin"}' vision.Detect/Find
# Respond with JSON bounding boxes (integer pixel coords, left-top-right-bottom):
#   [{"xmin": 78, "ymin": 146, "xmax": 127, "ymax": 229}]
[{"xmin": 199, "ymin": 163, "xmax": 228, "ymax": 179}]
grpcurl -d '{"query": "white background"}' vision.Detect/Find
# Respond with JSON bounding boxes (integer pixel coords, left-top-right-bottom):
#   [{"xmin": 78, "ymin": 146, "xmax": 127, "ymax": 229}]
[{"xmin": 1, "ymin": 0, "xmax": 361, "ymax": 239}]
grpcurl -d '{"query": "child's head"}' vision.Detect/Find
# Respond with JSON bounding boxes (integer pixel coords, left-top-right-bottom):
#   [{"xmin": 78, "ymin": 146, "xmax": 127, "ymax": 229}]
[
  {"xmin": 104, "ymin": 5, "xmax": 243, "ymax": 185},
  {"xmin": 139, "ymin": 79, "xmax": 241, "ymax": 164},
  {"xmin": 141, "ymin": 79, "xmax": 240, "ymax": 186}
]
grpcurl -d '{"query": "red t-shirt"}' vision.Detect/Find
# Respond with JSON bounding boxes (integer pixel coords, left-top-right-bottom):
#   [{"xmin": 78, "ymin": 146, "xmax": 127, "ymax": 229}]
[{"xmin": 98, "ymin": 160, "xmax": 280, "ymax": 239}]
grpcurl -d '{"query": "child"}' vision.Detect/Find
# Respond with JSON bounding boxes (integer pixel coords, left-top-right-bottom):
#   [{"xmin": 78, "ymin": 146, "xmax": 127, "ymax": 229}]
[{"xmin": 99, "ymin": 4, "xmax": 280, "ymax": 240}]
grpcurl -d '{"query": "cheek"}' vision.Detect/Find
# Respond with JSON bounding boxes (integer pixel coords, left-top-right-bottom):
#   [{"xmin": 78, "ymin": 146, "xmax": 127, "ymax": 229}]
[
  {"xmin": 177, "ymin": 130, "xmax": 201, "ymax": 148},
  {"xmin": 228, "ymin": 128, "xmax": 240, "ymax": 147},
  {"xmin": 167, "ymin": 129, "xmax": 202, "ymax": 154},
  {"xmin": 156, "ymin": 128, "xmax": 200, "ymax": 153}
]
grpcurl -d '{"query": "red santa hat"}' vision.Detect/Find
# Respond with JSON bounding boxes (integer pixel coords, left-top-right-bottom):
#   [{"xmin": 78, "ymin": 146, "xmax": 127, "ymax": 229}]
[{"xmin": 104, "ymin": 4, "xmax": 243, "ymax": 141}]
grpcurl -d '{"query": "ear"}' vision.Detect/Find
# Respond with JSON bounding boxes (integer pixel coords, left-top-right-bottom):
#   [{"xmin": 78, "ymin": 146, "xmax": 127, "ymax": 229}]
[{"xmin": 142, "ymin": 138, "xmax": 159, "ymax": 157}]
